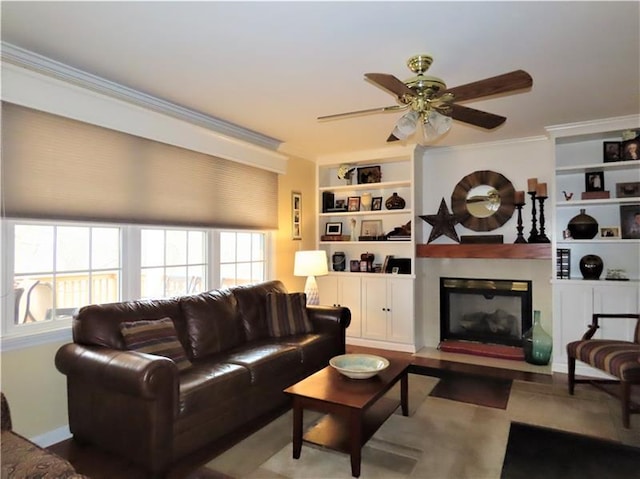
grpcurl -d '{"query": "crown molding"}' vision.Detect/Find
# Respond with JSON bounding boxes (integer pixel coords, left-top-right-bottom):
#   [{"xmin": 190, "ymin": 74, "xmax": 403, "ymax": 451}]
[
  {"xmin": 545, "ymin": 115, "xmax": 640, "ymax": 139},
  {"xmin": 1, "ymin": 42, "xmax": 283, "ymax": 152}
]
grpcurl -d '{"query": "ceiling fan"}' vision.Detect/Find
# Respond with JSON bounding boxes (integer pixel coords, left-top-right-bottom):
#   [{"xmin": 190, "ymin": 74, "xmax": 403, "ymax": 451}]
[{"xmin": 318, "ymin": 54, "xmax": 533, "ymax": 143}]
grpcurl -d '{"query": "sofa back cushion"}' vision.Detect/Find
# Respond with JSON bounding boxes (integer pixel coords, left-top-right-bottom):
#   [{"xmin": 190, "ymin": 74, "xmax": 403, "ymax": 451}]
[
  {"xmin": 266, "ymin": 292, "xmax": 313, "ymax": 337},
  {"xmin": 120, "ymin": 317, "xmax": 192, "ymax": 371},
  {"xmin": 232, "ymin": 280, "xmax": 288, "ymax": 341},
  {"xmin": 179, "ymin": 289, "xmax": 242, "ymax": 359},
  {"xmin": 73, "ymin": 299, "xmax": 184, "ymax": 350}
]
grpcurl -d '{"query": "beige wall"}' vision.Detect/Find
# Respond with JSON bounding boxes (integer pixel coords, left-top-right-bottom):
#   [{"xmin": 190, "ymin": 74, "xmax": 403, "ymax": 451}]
[
  {"xmin": 275, "ymin": 155, "xmax": 318, "ymax": 293},
  {"xmin": 1, "ymin": 340, "xmax": 69, "ymax": 439}
]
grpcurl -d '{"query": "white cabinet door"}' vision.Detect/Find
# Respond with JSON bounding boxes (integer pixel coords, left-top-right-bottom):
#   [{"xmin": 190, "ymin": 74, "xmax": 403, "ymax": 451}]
[
  {"xmin": 593, "ymin": 284, "xmax": 639, "ymax": 342},
  {"xmin": 317, "ymin": 275, "xmax": 362, "ymax": 338},
  {"xmin": 553, "ymin": 283, "xmax": 593, "ymax": 365},
  {"xmin": 387, "ymin": 277, "xmax": 414, "ymax": 344},
  {"xmin": 361, "ymin": 277, "xmax": 388, "ymax": 340}
]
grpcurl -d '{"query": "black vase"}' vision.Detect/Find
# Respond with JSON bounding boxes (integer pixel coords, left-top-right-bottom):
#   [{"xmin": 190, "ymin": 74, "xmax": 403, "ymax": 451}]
[
  {"xmin": 385, "ymin": 192, "xmax": 406, "ymax": 210},
  {"xmin": 568, "ymin": 209, "xmax": 598, "ymax": 239},
  {"xmin": 579, "ymin": 254, "xmax": 603, "ymax": 280}
]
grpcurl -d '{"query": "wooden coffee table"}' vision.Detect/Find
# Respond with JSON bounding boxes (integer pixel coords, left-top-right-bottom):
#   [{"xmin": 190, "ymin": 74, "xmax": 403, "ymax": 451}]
[{"xmin": 284, "ymin": 359, "xmax": 410, "ymax": 477}]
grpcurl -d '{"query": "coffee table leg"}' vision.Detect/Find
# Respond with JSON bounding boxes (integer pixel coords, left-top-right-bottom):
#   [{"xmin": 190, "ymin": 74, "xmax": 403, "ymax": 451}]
[
  {"xmin": 292, "ymin": 399, "xmax": 303, "ymax": 459},
  {"xmin": 401, "ymin": 371, "xmax": 409, "ymax": 416},
  {"xmin": 349, "ymin": 409, "xmax": 362, "ymax": 477}
]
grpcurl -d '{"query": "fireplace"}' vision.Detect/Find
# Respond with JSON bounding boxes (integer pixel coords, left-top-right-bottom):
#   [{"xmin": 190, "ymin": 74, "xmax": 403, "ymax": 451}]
[{"xmin": 440, "ymin": 277, "xmax": 532, "ymax": 347}]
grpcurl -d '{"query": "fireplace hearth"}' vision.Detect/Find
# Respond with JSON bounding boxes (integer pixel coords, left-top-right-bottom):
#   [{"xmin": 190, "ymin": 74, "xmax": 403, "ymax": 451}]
[{"xmin": 440, "ymin": 277, "xmax": 532, "ymax": 348}]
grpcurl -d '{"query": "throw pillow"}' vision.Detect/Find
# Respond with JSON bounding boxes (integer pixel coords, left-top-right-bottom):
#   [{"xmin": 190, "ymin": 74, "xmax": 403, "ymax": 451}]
[
  {"xmin": 266, "ymin": 292, "xmax": 313, "ymax": 337},
  {"xmin": 120, "ymin": 317, "xmax": 192, "ymax": 371}
]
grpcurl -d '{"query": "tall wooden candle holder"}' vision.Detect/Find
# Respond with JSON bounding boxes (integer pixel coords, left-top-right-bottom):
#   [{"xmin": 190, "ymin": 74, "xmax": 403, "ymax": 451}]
[
  {"xmin": 535, "ymin": 195, "xmax": 550, "ymax": 243},
  {"xmin": 514, "ymin": 202, "xmax": 527, "ymax": 243},
  {"xmin": 527, "ymin": 191, "xmax": 539, "ymax": 242}
]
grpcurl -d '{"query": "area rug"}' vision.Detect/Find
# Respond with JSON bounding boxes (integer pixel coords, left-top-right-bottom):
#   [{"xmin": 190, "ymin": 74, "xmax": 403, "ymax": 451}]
[
  {"xmin": 428, "ymin": 371, "xmax": 512, "ymax": 409},
  {"xmin": 500, "ymin": 422, "xmax": 640, "ymax": 479}
]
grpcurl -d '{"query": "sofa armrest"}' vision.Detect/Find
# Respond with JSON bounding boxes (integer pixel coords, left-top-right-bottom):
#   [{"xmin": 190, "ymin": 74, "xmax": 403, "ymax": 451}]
[
  {"xmin": 307, "ymin": 305, "xmax": 351, "ymax": 353},
  {"xmin": 55, "ymin": 343, "xmax": 179, "ymax": 403}
]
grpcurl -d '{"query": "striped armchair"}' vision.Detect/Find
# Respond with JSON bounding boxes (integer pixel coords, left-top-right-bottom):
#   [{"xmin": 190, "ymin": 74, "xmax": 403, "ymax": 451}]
[{"xmin": 567, "ymin": 313, "xmax": 640, "ymax": 428}]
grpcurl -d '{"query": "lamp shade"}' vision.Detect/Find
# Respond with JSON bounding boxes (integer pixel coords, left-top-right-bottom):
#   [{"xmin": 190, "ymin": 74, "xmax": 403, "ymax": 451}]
[{"xmin": 294, "ymin": 250, "xmax": 329, "ymax": 277}]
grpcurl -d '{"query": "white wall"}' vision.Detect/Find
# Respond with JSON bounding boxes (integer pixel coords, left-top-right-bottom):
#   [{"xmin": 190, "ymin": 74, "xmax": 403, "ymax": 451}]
[{"xmin": 416, "ymin": 137, "xmax": 554, "ymax": 348}]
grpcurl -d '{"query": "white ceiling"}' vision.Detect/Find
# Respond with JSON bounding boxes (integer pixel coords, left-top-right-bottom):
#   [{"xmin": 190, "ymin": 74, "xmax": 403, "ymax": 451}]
[{"xmin": 2, "ymin": 1, "xmax": 639, "ymax": 159}]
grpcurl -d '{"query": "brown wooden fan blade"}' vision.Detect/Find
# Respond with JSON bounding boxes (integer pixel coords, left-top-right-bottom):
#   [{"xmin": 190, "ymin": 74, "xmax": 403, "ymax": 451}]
[
  {"xmin": 318, "ymin": 105, "xmax": 405, "ymax": 121},
  {"xmin": 450, "ymin": 104, "xmax": 506, "ymax": 129},
  {"xmin": 365, "ymin": 73, "xmax": 415, "ymax": 98},
  {"xmin": 443, "ymin": 70, "xmax": 532, "ymax": 103}
]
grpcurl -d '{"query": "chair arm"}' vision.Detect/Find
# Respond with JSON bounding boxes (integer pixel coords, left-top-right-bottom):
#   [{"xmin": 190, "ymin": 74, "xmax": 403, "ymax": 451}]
[
  {"xmin": 582, "ymin": 313, "xmax": 640, "ymax": 341},
  {"xmin": 55, "ymin": 343, "xmax": 179, "ymax": 403}
]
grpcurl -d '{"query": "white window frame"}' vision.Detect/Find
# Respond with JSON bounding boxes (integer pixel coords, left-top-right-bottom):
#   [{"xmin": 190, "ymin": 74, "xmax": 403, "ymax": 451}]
[{"xmin": 1, "ymin": 218, "xmax": 273, "ymax": 351}]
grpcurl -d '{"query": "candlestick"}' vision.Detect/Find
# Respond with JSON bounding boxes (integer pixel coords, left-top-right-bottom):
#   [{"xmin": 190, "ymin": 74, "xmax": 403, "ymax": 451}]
[
  {"xmin": 535, "ymin": 195, "xmax": 550, "ymax": 243},
  {"xmin": 527, "ymin": 191, "xmax": 539, "ymax": 242},
  {"xmin": 527, "ymin": 178, "xmax": 538, "ymax": 193},
  {"xmin": 515, "ymin": 190, "xmax": 525, "ymax": 205},
  {"xmin": 514, "ymin": 203, "xmax": 527, "ymax": 244},
  {"xmin": 536, "ymin": 182, "xmax": 548, "ymax": 197}
]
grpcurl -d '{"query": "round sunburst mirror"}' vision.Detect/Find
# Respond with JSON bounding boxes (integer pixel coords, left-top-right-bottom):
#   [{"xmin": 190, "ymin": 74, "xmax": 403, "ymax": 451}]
[{"xmin": 451, "ymin": 170, "xmax": 516, "ymax": 231}]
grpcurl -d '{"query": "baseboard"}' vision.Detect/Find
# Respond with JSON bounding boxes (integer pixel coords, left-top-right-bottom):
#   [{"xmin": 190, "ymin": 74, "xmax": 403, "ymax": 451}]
[
  {"xmin": 31, "ymin": 424, "xmax": 71, "ymax": 448},
  {"xmin": 346, "ymin": 337, "xmax": 416, "ymax": 353}
]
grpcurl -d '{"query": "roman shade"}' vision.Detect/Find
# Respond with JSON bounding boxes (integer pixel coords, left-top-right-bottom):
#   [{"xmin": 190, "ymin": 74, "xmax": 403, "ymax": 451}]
[{"xmin": 1, "ymin": 102, "xmax": 278, "ymax": 229}]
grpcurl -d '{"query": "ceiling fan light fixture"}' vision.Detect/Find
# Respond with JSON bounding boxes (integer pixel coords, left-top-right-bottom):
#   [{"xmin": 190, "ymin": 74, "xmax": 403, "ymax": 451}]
[
  {"xmin": 421, "ymin": 110, "xmax": 452, "ymax": 143},
  {"xmin": 391, "ymin": 110, "xmax": 419, "ymax": 140}
]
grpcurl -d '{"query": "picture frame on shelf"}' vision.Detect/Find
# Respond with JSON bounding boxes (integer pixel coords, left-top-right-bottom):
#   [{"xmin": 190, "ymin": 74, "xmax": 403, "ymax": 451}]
[
  {"xmin": 621, "ymin": 138, "xmax": 640, "ymax": 161},
  {"xmin": 292, "ymin": 191, "xmax": 302, "ymax": 240},
  {"xmin": 372, "ymin": 196, "xmax": 383, "ymax": 211},
  {"xmin": 585, "ymin": 171, "xmax": 604, "ymax": 192},
  {"xmin": 357, "ymin": 165, "xmax": 382, "ymax": 184},
  {"xmin": 616, "ymin": 181, "xmax": 640, "ymax": 198},
  {"xmin": 335, "ymin": 199, "xmax": 347, "ymax": 209},
  {"xmin": 360, "ymin": 219, "xmax": 383, "ymax": 238},
  {"xmin": 600, "ymin": 227, "xmax": 620, "ymax": 238},
  {"xmin": 620, "ymin": 204, "xmax": 640, "ymax": 239},
  {"xmin": 347, "ymin": 196, "xmax": 361, "ymax": 212},
  {"xmin": 325, "ymin": 222, "xmax": 343, "ymax": 236},
  {"xmin": 350, "ymin": 260, "xmax": 360, "ymax": 272},
  {"xmin": 603, "ymin": 141, "xmax": 622, "ymax": 163}
]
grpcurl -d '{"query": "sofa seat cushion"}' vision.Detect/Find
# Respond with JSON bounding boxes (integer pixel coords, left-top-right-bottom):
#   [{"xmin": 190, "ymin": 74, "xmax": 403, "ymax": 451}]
[
  {"xmin": 120, "ymin": 317, "xmax": 192, "ymax": 371},
  {"xmin": 266, "ymin": 292, "xmax": 313, "ymax": 337},
  {"xmin": 1, "ymin": 430, "xmax": 85, "ymax": 479},
  {"xmin": 222, "ymin": 342, "xmax": 301, "ymax": 384},
  {"xmin": 277, "ymin": 333, "xmax": 338, "ymax": 371},
  {"xmin": 180, "ymin": 289, "xmax": 242, "ymax": 359},
  {"xmin": 177, "ymin": 362, "xmax": 251, "ymax": 421},
  {"xmin": 568, "ymin": 339, "xmax": 640, "ymax": 381}
]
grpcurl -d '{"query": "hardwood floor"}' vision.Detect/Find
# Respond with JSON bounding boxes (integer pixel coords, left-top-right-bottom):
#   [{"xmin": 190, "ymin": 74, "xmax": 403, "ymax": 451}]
[{"xmin": 48, "ymin": 346, "xmax": 561, "ymax": 479}]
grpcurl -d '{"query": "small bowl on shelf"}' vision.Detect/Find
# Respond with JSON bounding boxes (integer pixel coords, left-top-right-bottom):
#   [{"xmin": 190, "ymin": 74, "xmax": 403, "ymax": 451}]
[{"xmin": 329, "ymin": 354, "xmax": 389, "ymax": 379}]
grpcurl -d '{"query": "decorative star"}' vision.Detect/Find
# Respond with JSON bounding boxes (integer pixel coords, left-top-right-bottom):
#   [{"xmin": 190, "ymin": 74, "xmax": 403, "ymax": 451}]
[{"xmin": 420, "ymin": 198, "xmax": 460, "ymax": 243}]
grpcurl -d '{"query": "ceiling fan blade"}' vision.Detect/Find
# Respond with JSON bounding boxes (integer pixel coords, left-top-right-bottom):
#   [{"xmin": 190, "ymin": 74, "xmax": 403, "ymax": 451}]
[
  {"xmin": 387, "ymin": 132, "xmax": 400, "ymax": 142},
  {"xmin": 365, "ymin": 73, "xmax": 415, "ymax": 98},
  {"xmin": 318, "ymin": 105, "xmax": 406, "ymax": 121},
  {"xmin": 443, "ymin": 70, "xmax": 533, "ymax": 103},
  {"xmin": 450, "ymin": 104, "xmax": 506, "ymax": 129}
]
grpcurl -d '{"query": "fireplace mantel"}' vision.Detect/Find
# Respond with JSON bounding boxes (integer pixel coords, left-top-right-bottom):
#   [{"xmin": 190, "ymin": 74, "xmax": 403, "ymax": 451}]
[{"xmin": 416, "ymin": 244, "xmax": 551, "ymax": 260}]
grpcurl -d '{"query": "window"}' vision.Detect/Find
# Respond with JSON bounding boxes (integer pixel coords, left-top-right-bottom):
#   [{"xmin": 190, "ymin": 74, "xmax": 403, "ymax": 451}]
[
  {"xmin": 13, "ymin": 224, "xmax": 121, "ymax": 325},
  {"xmin": 219, "ymin": 232, "xmax": 266, "ymax": 287},
  {"xmin": 2, "ymin": 220, "xmax": 271, "ymax": 348},
  {"xmin": 140, "ymin": 228, "xmax": 207, "ymax": 298}
]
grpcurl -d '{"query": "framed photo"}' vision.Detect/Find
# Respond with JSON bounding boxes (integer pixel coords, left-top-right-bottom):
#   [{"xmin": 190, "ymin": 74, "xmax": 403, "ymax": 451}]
[
  {"xmin": 600, "ymin": 227, "xmax": 620, "ymax": 238},
  {"xmin": 616, "ymin": 182, "xmax": 640, "ymax": 198},
  {"xmin": 292, "ymin": 191, "xmax": 302, "ymax": 240},
  {"xmin": 372, "ymin": 196, "xmax": 383, "ymax": 211},
  {"xmin": 350, "ymin": 260, "xmax": 360, "ymax": 272},
  {"xmin": 585, "ymin": 171, "xmax": 604, "ymax": 192},
  {"xmin": 359, "ymin": 260, "xmax": 369, "ymax": 272},
  {"xmin": 620, "ymin": 204, "xmax": 640, "ymax": 239},
  {"xmin": 622, "ymin": 139, "xmax": 640, "ymax": 161},
  {"xmin": 360, "ymin": 219, "xmax": 383, "ymax": 237},
  {"xmin": 347, "ymin": 196, "xmax": 361, "ymax": 212},
  {"xmin": 325, "ymin": 222, "xmax": 343, "ymax": 236},
  {"xmin": 335, "ymin": 199, "xmax": 347, "ymax": 209},
  {"xmin": 357, "ymin": 165, "xmax": 382, "ymax": 184},
  {"xmin": 603, "ymin": 141, "xmax": 622, "ymax": 163}
]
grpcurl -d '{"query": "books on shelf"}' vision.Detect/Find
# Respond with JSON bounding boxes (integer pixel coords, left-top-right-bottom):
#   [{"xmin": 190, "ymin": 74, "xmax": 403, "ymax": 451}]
[
  {"xmin": 386, "ymin": 235, "xmax": 411, "ymax": 241},
  {"xmin": 557, "ymin": 248, "xmax": 571, "ymax": 279}
]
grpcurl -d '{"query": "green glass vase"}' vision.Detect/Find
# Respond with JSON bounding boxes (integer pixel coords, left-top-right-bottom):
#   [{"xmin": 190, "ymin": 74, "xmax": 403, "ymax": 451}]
[{"xmin": 523, "ymin": 310, "xmax": 552, "ymax": 365}]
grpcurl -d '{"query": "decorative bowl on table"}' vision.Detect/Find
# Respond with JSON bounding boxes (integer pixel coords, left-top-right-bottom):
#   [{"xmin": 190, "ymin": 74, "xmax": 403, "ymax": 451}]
[{"xmin": 329, "ymin": 354, "xmax": 389, "ymax": 379}]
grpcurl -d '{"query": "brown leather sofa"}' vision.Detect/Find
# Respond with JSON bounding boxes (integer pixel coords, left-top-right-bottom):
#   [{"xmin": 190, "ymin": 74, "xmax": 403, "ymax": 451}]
[{"xmin": 55, "ymin": 280, "xmax": 350, "ymax": 478}]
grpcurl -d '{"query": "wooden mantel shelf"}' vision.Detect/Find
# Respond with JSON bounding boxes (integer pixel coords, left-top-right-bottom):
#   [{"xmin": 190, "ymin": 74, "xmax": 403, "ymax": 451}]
[{"xmin": 416, "ymin": 243, "xmax": 552, "ymax": 260}]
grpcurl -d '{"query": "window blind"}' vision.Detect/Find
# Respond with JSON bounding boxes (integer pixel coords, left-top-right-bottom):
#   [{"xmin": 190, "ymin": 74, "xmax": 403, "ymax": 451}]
[{"xmin": 1, "ymin": 102, "xmax": 278, "ymax": 229}]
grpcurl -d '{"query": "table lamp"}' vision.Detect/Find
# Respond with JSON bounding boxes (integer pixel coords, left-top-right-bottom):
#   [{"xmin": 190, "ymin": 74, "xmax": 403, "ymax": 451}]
[{"xmin": 293, "ymin": 250, "xmax": 329, "ymax": 305}]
